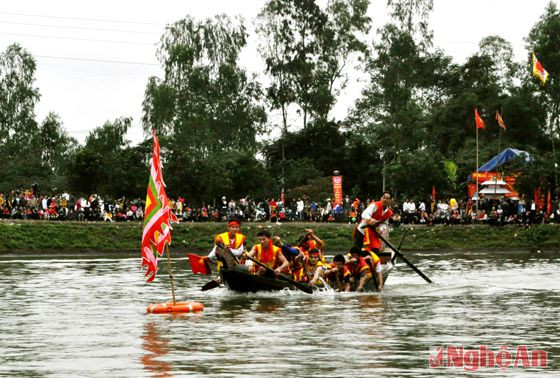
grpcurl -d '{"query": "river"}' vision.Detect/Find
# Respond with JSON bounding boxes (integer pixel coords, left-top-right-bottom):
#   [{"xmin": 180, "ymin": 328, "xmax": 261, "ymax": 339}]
[{"xmin": 0, "ymin": 250, "xmax": 558, "ymax": 377}]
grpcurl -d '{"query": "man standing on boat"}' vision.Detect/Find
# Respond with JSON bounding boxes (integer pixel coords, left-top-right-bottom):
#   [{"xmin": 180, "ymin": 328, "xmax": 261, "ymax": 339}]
[
  {"xmin": 354, "ymin": 191, "xmax": 393, "ymax": 252},
  {"xmin": 246, "ymin": 229, "xmax": 290, "ymax": 276}
]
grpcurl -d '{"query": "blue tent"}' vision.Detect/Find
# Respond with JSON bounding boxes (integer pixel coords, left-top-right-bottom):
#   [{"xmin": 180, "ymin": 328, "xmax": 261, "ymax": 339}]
[{"xmin": 477, "ymin": 148, "xmax": 532, "ymax": 172}]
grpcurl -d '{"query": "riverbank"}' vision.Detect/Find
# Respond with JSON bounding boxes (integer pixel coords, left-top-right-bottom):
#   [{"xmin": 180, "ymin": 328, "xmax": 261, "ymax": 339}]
[{"xmin": 1, "ymin": 220, "xmax": 559, "ymax": 254}]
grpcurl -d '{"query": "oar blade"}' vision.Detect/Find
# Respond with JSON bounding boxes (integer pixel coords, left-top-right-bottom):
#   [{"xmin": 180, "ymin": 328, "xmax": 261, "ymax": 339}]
[
  {"xmin": 201, "ymin": 279, "xmax": 220, "ymax": 291},
  {"xmin": 375, "ymin": 230, "xmax": 432, "ymax": 284}
]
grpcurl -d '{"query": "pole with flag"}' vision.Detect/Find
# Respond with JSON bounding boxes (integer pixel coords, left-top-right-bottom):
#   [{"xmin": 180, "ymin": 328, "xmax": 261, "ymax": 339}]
[
  {"xmin": 532, "ymin": 52, "xmax": 549, "ymax": 85},
  {"xmin": 495, "ymin": 110, "xmax": 507, "ymax": 198},
  {"xmin": 142, "ymin": 130, "xmax": 178, "ymax": 293},
  {"xmin": 474, "ymin": 108, "xmax": 485, "ymax": 213},
  {"xmin": 142, "ymin": 131, "xmax": 203, "ymax": 314}
]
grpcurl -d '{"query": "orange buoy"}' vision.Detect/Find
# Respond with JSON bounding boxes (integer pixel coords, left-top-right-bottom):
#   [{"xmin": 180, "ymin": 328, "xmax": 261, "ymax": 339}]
[{"xmin": 147, "ymin": 301, "xmax": 204, "ymax": 314}]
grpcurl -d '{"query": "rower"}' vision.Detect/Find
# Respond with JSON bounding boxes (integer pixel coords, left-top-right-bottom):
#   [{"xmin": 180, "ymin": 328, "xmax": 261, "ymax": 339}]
[
  {"xmin": 362, "ymin": 248, "xmax": 384, "ymax": 291},
  {"xmin": 207, "ymin": 217, "xmax": 246, "ymax": 271},
  {"xmin": 246, "ymin": 230, "xmax": 289, "ymax": 276},
  {"xmin": 307, "ymin": 249, "xmax": 327, "ymax": 288},
  {"xmin": 272, "ymin": 236, "xmax": 306, "ymax": 281},
  {"xmin": 345, "ymin": 247, "xmax": 371, "ymax": 292},
  {"xmin": 323, "ymin": 254, "xmax": 350, "ymax": 291},
  {"xmin": 298, "ymin": 228, "xmax": 326, "ymax": 263}
]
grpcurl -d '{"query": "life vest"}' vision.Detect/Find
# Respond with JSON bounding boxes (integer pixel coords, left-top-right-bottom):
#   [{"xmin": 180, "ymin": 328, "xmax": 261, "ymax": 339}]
[
  {"xmin": 368, "ymin": 250, "xmax": 381, "ymax": 266},
  {"xmin": 253, "ymin": 242, "xmax": 282, "ymax": 269},
  {"xmin": 362, "ymin": 201, "xmax": 393, "ymax": 250},
  {"xmin": 345, "ymin": 257, "xmax": 370, "ymax": 277},
  {"xmin": 291, "ymin": 265, "xmax": 307, "ymax": 282},
  {"xmin": 215, "ymin": 232, "xmax": 245, "ymax": 249},
  {"xmin": 325, "ymin": 262, "xmax": 350, "ymax": 286}
]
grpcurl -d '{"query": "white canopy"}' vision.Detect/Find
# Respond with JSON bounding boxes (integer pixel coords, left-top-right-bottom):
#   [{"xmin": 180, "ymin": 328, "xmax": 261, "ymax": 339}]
[
  {"xmin": 481, "ymin": 179, "xmax": 507, "ymax": 186},
  {"xmin": 479, "ymin": 187, "xmax": 511, "ymax": 194}
]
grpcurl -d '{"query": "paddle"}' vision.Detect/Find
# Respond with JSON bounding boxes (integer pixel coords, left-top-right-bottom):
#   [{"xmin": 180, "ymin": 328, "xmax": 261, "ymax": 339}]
[
  {"xmin": 371, "ymin": 228, "xmax": 432, "ymax": 284},
  {"xmin": 200, "ymin": 245, "xmax": 242, "ymax": 291},
  {"xmin": 244, "ymin": 255, "xmax": 313, "ymax": 294},
  {"xmin": 391, "ymin": 229, "xmax": 409, "ymax": 264},
  {"xmin": 201, "ymin": 279, "xmax": 221, "ymax": 291}
]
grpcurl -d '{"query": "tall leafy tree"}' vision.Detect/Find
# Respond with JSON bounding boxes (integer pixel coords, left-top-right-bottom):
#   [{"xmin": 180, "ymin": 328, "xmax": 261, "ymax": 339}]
[
  {"xmin": 142, "ymin": 15, "xmax": 267, "ymax": 204},
  {"xmin": 0, "ymin": 43, "xmax": 40, "ymax": 154},
  {"xmin": 351, "ymin": 0, "xmax": 438, "ymax": 196},
  {"xmin": 0, "ymin": 43, "xmax": 44, "ymax": 192},
  {"xmin": 526, "ymin": 1, "xmax": 560, "ymax": 193},
  {"xmin": 66, "ymin": 117, "xmax": 144, "ymax": 197},
  {"xmin": 257, "ymin": 0, "xmax": 370, "ymax": 129},
  {"xmin": 39, "ymin": 112, "xmax": 78, "ymax": 175}
]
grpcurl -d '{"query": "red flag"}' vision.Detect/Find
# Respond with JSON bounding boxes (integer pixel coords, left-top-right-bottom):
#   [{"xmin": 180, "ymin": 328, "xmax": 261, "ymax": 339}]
[
  {"xmin": 495, "ymin": 111, "xmax": 507, "ymax": 130},
  {"xmin": 141, "ymin": 130, "xmax": 178, "ymax": 283},
  {"xmin": 534, "ymin": 188, "xmax": 541, "ymax": 211},
  {"xmin": 474, "ymin": 108, "xmax": 485, "ymax": 129},
  {"xmin": 532, "ymin": 52, "xmax": 549, "ymax": 84},
  {"xmin": 187, "ymin": 254, "xmax": 211, "ymax": 275},
  {"xmin": 547, "ymin": 190, "xmax": 553, "ymax": 215},
  {"xmin": 431, "ymin": 186, "xmax": 436, "ymax": 202}
]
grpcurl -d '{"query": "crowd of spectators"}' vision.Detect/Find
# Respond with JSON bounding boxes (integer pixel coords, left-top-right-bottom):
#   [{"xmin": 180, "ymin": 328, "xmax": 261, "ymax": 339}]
[
  {"xmin": 1, "ymin": 188, "xmax": 559, "ymax": 226},
  {"xmin": 398, "ymin": 195, "xmax": 560, "ymax": 226}
]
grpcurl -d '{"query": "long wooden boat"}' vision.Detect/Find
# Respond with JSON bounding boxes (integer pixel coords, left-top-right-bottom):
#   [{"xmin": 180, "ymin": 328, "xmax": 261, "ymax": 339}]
[
  {"xmin": 215, "ymin": 247, "xmax": 395, "ymax": 293},
  {"xmin": 216, "ymin": 247, "xmax": 296, "ymax": 293}
]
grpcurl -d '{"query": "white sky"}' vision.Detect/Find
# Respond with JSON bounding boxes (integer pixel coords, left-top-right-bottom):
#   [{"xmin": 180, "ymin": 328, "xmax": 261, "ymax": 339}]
[{"xmin": 0, "ymin": 0, "xmax": 557, "ymax": 145}]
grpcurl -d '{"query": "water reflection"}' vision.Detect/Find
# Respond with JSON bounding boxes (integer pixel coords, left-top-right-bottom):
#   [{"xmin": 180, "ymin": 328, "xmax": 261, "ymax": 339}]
[{"xmin": 141, "ymin": 322, "xmax": 173, "ymax": 378}]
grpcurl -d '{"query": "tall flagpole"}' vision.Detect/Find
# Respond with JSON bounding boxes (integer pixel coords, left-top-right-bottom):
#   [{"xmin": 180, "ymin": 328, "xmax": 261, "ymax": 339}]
[
  {"xmin": 476, "ymin": 125, "xmax": 479, "ymax": 214},
  {"xmin": 495, "ymin": 108, "xmax": 502, "ymax": 199},
  {"xmin": 166, "ymin": 245, "xmax": 177, "ymax": 305}
]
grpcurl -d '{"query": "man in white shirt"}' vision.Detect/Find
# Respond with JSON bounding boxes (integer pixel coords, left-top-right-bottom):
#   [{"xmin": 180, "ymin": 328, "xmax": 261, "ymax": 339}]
[
  {"xmin": 296, "ymin": 198, "xmax": 304, "ymax": 221},
  {"xmin": 354, "ymin": 192, "xmax": 393, "ymax": 251}
]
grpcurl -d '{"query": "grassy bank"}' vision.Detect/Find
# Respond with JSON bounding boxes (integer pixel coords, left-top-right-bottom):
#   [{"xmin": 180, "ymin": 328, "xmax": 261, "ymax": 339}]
[{"xmin": 1, "ymin": 220, "xmax": 559, "ymax": 254}]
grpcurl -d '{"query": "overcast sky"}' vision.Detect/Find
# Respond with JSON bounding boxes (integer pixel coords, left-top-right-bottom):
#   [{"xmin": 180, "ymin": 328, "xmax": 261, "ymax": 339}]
[{"xmin": 0, "ymin": 0, "xmax": 557, "ymax": 145}]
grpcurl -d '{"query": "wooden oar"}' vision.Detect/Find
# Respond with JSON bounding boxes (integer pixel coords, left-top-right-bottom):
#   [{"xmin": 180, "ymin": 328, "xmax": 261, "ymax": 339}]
[
  {"xmin": 373, "ymin": 229, "xmax": 432, "ymax": 284},
  {"xmin": 201, "ymin": 279, "xmax": 220, "ymax": 291},
  {"xmin": 245, "ymin": 255, "xmax": 313, "ymax": 294},
  {"xmin": 391, "ymin": 228, "xmax": 409, "ymax": 264}
]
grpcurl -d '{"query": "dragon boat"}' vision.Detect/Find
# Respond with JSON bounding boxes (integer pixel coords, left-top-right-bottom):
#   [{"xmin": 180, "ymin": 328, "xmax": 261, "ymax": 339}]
[{"xmin": 214, "ymin": 246, "xmax": 395, "ymax": 293}]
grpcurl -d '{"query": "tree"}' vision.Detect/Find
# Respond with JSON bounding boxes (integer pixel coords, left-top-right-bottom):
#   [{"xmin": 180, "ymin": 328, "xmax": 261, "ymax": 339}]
[
  {"xmin": 39, "ymin": 112, "xmax": 78, "ymax": 174},
  {"xmin": 257, "ymin": 0, "xmax": 371, "ymax": 129},
  {"xmin": 350, "ymin": 0, "xmax": 437, "ymax": 196},
  {"xmin": 142, "ymin": 15, "xmax": 267, "ymax": 203},
  {"xmin": 0, "ymin": 43, "xmax": 40, "ymax": 155},
  {"xmin": 66, "ymin": 117, "xmax": 145, "ymax": 197},
  {"xmin": 526, "ymin": 1, "xmax": 560, "ymax": 193}
]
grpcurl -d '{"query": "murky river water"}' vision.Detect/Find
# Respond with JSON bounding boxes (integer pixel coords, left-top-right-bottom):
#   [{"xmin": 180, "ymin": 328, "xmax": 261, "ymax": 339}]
[{"xmin": 0, "ymin": 250, "xmax": 558, "ymax": 377}]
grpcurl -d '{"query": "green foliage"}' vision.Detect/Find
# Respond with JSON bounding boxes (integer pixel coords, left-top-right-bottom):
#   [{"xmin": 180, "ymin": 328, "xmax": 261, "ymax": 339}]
[
  {"xmin": 2, "ymin": 3, "xmax": 560, "ymax": 202},
  {"xmin": 66, "ymin": 118, "xmax": 145, "ymax": 197},
  {"xmin": 2, "ymin": 221, "xmax": 559, "ymax": 253},
  {"xmin": 443, "ymin": 160, "xmax": 458, "ymax": 193},
  {"xmin": 141, "ymin": 15, "xmax": 267, "ymax": 203},
  {"xmin": 288, "ymin": 176, "xmax": 333, "ymax": 202},
  {"xmin": 257, "ymin": 0, "xmax": 371, "ymax": 128}
]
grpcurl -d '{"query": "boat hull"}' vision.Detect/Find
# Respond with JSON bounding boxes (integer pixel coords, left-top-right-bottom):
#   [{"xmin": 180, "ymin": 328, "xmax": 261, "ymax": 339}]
[
  {"xmin": 220, "ymin": 265, "xmax": 295, "ymax": 293},
  {"xmin": 215, "ymin": 246, "xmax": 394, "ymax": 293}
]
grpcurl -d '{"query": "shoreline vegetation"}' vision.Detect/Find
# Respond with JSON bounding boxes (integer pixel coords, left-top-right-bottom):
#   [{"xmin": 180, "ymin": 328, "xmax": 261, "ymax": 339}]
[{"xmin": 1, "ymin": 220, "xmax": 559, "ymax": 255}]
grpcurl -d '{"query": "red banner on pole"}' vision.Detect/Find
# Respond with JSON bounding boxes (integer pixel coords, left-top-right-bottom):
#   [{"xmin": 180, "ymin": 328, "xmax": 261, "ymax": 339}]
[{"xmin": 332, "ymin": 175, "xmax": 343, "ymax": 205}]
